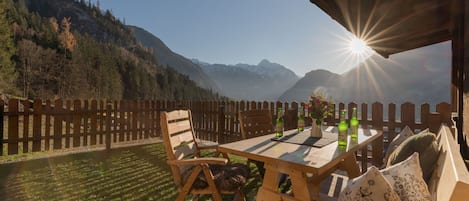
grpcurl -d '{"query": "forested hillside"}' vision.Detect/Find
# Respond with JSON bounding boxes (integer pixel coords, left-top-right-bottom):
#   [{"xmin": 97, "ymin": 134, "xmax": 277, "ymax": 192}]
[{"xmin": 0, "ymin": 0, "xmax": 221, "ymax": 100}]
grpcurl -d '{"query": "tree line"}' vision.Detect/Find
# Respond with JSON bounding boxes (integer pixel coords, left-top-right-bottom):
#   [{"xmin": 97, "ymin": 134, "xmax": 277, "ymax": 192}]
[{"xmin": 0, "ymin": 0, "xmax": 222, "ymax": 101}]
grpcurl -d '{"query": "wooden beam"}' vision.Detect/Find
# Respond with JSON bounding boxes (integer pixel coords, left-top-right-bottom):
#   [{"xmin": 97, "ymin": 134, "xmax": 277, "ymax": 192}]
[{"xmin": 456, "ymin": 0, "xmax": 469, "ymax": 159}]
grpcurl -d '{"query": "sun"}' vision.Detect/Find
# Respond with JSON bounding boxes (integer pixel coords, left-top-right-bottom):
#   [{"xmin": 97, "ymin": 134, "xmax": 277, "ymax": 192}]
[{"xmin": 349, "ymin": 37, "xmax": 368, "ymax": 55}]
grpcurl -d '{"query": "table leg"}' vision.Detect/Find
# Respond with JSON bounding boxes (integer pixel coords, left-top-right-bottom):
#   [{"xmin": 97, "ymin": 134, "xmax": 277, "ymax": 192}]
[
  {"xmin": 340, "ymin": 154, "xmax": 361, "ymax": 179},
  {"xmin": 256, "ymin": 163, "xmax": 281, "ymax": 201},
  {"xmin": 290, "ymin": 171, "xmax": 315, "ymax": 201}
]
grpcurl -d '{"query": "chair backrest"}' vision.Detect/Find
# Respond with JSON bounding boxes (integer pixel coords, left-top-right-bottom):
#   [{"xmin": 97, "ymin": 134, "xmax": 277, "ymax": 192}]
[
  {"xmin": 239, "ymin": 109, "xmax": 274, "ymax": 139},
  {"xmin": 160, "ymin": 110, "xmax": 198, "ymax": 185}
]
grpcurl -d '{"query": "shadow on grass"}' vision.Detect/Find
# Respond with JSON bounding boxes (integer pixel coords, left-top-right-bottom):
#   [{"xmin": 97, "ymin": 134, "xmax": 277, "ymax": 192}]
[{"xmin": 0, "ymin": 143, "xmax": 261, "ymax": 201}]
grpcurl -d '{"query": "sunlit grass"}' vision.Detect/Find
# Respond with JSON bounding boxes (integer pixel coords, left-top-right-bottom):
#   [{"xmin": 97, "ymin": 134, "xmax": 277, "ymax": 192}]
[{"xmin": 0, "ymin": 143, "xmax": 262, "ymax": 201}]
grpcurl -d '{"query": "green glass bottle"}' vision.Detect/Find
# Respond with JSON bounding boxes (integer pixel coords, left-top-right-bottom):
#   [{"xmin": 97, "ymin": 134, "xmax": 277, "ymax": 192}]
[
  {"xmin": 276, "ymin": 108, "xmax": 284, "ymax": 138},
  {"xmin": 338, "ymin": 110, "xmax": 348, "ymax": 146},
  {"xmin": 350, "ymin": 107, "xmax": 358, "ymax": 139},
  {"xmin": 298, "ymin": 106, "xmax": 305, "ymax": 132}
]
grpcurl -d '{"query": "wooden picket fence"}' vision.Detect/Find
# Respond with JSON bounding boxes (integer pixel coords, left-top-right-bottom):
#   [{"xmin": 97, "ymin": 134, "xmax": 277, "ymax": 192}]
[{"xmin": 1, "ymin": 99, "xmax": 452, "ymax": 168}]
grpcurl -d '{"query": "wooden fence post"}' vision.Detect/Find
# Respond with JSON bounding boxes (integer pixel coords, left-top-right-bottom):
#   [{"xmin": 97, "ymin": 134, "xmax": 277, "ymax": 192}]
[
  {"xmin": 347, "ymin": 102, "xmax": 357, "ymax": 120},
  {"xmin": 421, "ymin": 103, "xmax": 430, "ymax": 131},
  {"xmin": 361, "ymin": 103, "xmax": 368, "ymax": 128},
  {"xmin": 106, "ymin": 103, "xmax": 112, "ymax": 150},
  {"xmin": 73, "ymin": 100, "xmax": 81, "ymax": 147},
  {"xmin": 83, "ymin": 100, "xmax": 89, "ymax": 146},
  {"xmin": 132, "ymin": 100, "xmax": 138, "ymax": 140},
  {"xmin": 401, "ymin": 102, "xmax": 416, "ymax": 131},
  {"xmin": 90, "ymin": 100, "xmax": 98, "ymax": 145},
  {"xmin": 436, "ymin": 102, "xmax": 452, "ymax": 126},
  {"xmin": 53, "ymin": 99, "xmax": 63, "ymax": 150},
  {"xmin": 65, "ymin": 100, "xmax": 72, "ymax": 148},
  {"xmin": 428, "ymin": 112, "xmax": 441, "ymax": 133},
  {"xmin": 8, "ymin": 99, "xmax": 19, "ymax": 155},
  {"xmin": 32, "ymin": 100, "xmax": 42, "ymax": 152},
  {"xmin": 0, "ymin": 100, "xmax": 3, "ymax": 156},
  {"xmin": 218, "ymin": 103, "xmax": 225, "ymax": 143},
  {"xmin": 22, "ymin": 100, "xmax": 30, "ymax": 153},
  {"xmin": 371, "ymin": 102, "xmax": 384, "ymax": 168},
  {"xmin": 388, "ymin": 103, "xmax": 397, "ymax": 142}
]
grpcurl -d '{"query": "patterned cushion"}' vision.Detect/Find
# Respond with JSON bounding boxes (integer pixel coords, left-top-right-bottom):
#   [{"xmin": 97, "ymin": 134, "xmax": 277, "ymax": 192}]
[
  {"xmin": 339, "ymin": 166, "xmax": 401, "ymax": 201},
  {"xmin": 384, "ymin": 126, "xmax": 414, "ymax": 165},
  {"xmin": 381, "ymin": 152, "xmax": 431, "ymax": 201},
  {"xmin": 386, "ymin": 131, "xmax": 438, "ymax": 182},
  {"xmin": 183, "ymin": 163, "xmax": 250, "ymax": 191}
]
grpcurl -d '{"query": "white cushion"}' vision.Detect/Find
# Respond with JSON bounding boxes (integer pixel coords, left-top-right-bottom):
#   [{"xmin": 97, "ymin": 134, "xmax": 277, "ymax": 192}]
[
  {"xmin": 384, "ymin": 126, "xmax": 414, "ymax": 165},
  {"xmin": 339, "ymin": 166, "xmax": 401, "ymax": 201},
  {"xmin": 381, "ymin": 152, "xmax": 431, "ymax": 201}
]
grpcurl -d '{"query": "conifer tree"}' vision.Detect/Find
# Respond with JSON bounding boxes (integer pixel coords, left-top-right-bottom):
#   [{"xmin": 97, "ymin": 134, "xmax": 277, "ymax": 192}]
[{"xmin": 0, "ymin": 0, "xmax": 18, "ymax": 95}]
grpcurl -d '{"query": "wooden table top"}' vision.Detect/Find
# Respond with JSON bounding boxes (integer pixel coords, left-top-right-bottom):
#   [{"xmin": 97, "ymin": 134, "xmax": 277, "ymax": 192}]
[{"xmin": 218, "ymin": 127, "xmax": 382, "ymax": 175}]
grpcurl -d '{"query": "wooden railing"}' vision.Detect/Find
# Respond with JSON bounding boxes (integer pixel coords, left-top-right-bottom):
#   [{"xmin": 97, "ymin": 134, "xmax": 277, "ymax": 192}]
[{"xmin": 1, "ymin": 99, "xmax": 452, "ymax": 168}]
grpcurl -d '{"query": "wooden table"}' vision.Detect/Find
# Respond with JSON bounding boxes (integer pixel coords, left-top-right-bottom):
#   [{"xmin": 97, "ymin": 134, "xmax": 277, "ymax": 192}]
[{"xmin": 218, "ymin": 127, "xmax": 382, "ymax": 201}]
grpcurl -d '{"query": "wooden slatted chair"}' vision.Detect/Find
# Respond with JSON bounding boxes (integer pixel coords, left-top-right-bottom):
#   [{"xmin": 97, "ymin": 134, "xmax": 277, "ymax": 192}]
[
  {"xmin": 160, "ymin": 110, "xmax": 249, "ymax": 201},
  {"xmin": 238, "ymin": 109, "xmax": 275, "ymax": 178},
  {"xmin": 239, "ymin": 109, "xmax": 274, "ymax": 140}
]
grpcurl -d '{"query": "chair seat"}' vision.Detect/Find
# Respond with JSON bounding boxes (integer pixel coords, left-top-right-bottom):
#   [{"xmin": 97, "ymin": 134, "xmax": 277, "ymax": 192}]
[{"xmin": 183, "ymin": 163, "xmax": 250, "ymax": 191}]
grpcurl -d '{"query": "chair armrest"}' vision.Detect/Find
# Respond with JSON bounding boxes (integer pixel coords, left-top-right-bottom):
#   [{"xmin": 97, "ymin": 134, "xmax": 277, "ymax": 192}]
[
  {"xmin": 168, "ymin": 157, "xmax": 228, "ymax": 166},
  {"xmin": 196, "ymin": 139, "xmax": 219, "ymax": 150},
  {"xmin": 198, "ymin": 145, "xmax": 219, "ymax": 150}
]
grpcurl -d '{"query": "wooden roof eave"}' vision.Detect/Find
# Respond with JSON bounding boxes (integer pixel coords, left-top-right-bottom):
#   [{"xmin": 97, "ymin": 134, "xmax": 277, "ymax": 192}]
[{"xmin": 309, "ymin": 0, "xmax": 452, "ymax": 58}]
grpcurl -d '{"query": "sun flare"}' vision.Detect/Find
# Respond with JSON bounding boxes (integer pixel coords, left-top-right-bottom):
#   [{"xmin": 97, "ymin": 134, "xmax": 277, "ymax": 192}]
[{"xmin": 349, "ymin": 38, "xmax": 368, "ymax": 55}]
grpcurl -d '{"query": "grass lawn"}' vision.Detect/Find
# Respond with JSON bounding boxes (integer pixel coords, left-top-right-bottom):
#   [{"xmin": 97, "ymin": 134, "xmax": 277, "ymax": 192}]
[{"xmin": 0, "ymin": 143, "xmax": 262, "ymax": 201}]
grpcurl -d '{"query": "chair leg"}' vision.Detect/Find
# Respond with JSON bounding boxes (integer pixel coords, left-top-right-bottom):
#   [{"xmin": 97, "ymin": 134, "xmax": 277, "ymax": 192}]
[
  {"xmin": 178, "ymin": 166, "xmax": 203, "ymax": 201},
  {"xmin": 233, "ymin": 189, "xmax": 246, "ymax": 201},
  {"xmin": 176, "ymin": 192, "xmax": 188, "ymax": 201},
  {"xmin": 201, "ymin": 165, "xmax": 223, "ymax": 201}
]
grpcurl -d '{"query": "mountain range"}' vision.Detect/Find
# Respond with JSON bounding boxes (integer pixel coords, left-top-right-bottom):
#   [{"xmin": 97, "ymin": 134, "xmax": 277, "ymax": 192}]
[
  {"xmin": 123, "ymin": 10, "xmax": 450, "ymax": 105},
  {"xmin": 195, "ymin": 59, "xmax": 299, "ymax": 101},
  {"xmin": 132, "ymin": 26, "xmax": 299, "ymax": 101},
  {"xmin": 130, "ymin": 25, "xmax": 220, "ymax": 91},
  {"xmin": 279, "ymin": 42, "xmax": 451, "ymax": 105}
]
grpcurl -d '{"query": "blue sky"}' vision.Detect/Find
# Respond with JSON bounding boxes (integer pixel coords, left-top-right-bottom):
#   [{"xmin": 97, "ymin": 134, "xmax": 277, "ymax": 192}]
[{"xmin": 93, "ymin": 0, "xmax": 376, "ymax": 75}]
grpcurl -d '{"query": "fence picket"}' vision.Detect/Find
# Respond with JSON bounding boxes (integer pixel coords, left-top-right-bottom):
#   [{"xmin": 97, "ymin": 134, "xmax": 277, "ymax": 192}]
[
  {"xmin": 90, "ymin": 100, "xmax": 98, "ymax": 145},
  {"xmin": 65, "ymin": 100, "xmax": 72, "ymax": 148},
  {"xmin": 371, "ymin": 102, "xmax": 384, "ymax": 167},
  {"xmin": 32, "ymin": 100, "xmax": 41, "ymax": 152},
  {"xmin": 361, "ymin": 103, "xmax": 368, "ymax": 128},
  {"xmin": 144, "ymin": 100, "xmax": 150, "ymax": 139},
  {"xmin": 23, "ymin": 100, "xmax": 30, "ymax": 153},
  {"xmin": 44, "ymin": 100, "xmax": 51, "ymax": 151},
  {"xmin": 388, "ymin": 103, "xmax": 397, "ymax": 141},
  {"xmin": 347, "ymin": 102, "xmax": 357, "ymax": 120},
  {"xmin": 0, "ymin": 100, "xmax": 3, "ymax": 155},
  {"xmin": 114, "ymin": 101, "xmax": 119, "ymax": 142},
  {"xmin": 421, "ymin": 103, "xmax": 430, "ymax": 130},
  {"xmin": 401, "ymin": 102, "xmax": 416, "ymax": 131},
  {"xmin": 118, "ymin": 100, "xmax": 125, "ymax": 142},
  {"xmin": 436, "ymin": 102, "xmax": 452, "ymax": 126},
  {"xmin": 106, "ymin": 103, "xmax": 111, "ymax": 150},
  {"xmin": 53, "ymin": 99, "xmax": 63, "ymax": 150},
  {"xmin": 8, "ymin": 99, "xmax": 18, "ymax": 154},
  {"xmin": 99, "ymin": 101, "xmax": 104, "ymax": 144},
  {"xmin": 83, "ymin": 100, "xmax": 89, "ymax": 146},
  {"xmin": 73, "ymin": 100, "xmax": 81, "ymax": 147}
]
